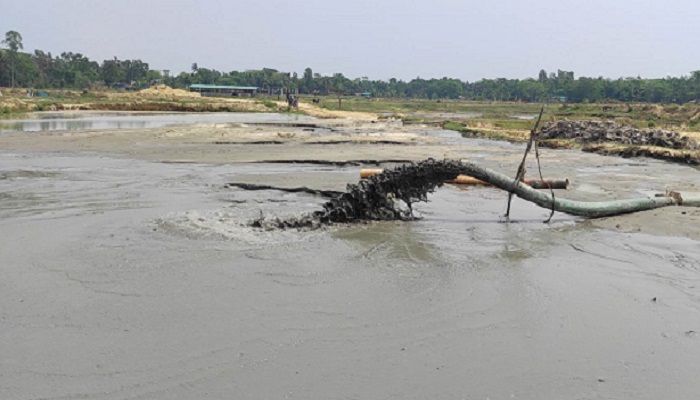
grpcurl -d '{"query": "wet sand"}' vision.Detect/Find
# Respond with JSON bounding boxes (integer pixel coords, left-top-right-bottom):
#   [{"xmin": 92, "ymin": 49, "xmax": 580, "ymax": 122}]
[{"xmin": 1, "ymin": 113, "xmax": 700, "ymax": 399}]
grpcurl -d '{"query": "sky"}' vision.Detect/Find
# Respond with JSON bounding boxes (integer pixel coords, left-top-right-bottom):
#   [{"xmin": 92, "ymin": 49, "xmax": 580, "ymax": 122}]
[{"xmin": 2, "ymin": 0, "xmax": 699, "ymax": 81}]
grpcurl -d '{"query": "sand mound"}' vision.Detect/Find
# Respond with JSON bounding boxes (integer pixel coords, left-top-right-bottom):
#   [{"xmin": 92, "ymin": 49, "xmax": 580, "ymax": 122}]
[
  {"xmin": 297, "ymin": 102, "xmax": 378, "ymax": 120},
  {"xmin": 0, "ymin": 98, "xmax": 33, "ymax": 112},
  {"xmin": 138, "ymin": 85, "xmax": 200, "ymax": 98}
]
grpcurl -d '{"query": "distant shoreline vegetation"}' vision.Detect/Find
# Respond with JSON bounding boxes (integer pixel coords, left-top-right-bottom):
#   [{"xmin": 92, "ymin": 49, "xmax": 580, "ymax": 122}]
[{"xmin": 1, "ymin": 31, "xmax": 699, "ymax": 104}]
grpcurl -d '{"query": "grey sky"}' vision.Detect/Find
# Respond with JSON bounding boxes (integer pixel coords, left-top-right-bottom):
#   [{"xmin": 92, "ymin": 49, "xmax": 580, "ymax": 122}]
[{"xmin": 2, "ymin": 0, "xmax": 699, "ymax": 81}]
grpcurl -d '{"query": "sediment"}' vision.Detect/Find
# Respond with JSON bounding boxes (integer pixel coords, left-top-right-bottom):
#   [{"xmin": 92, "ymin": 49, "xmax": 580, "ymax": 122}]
[
  {"xmin": 212, "ymin": 140, "xmax": 410, "ymax": 146},
  {"xmin": 253, "ymin": 159, "xmax": 414, "ymax": 166},
  {"xmin": 582, "ymin": 144, "xmax": 700, "ymax": 165},
  {"xmin": 225, "ymin": 183, "xmax": 343, "ymax": 198},
  {"xmin": 251, "ymin": 159, "xmax": 462, "ymax": 229},
  {"xmin": 539, "ymin": 120, "xmax": 699, "ymax": 150}
]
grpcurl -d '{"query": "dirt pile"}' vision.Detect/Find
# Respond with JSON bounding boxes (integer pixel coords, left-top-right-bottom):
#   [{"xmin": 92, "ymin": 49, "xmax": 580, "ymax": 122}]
[
  {"xmin": 297, "ymin": 102, "xmax": 379, "ymax": 120},
  {"xmin": 539, "ymin": 120, "xmax": 699, "ymax": 150},
  {"xmin": 138, "ymin": 85, "xmax": 200, "ymax": 98}
]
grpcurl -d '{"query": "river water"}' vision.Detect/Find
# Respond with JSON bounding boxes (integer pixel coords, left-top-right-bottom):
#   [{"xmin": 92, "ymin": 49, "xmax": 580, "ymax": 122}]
[
  {"xmin": 0, "ymin": 111, "xmax": 317, "ymax": 134},
  {"xmin": 1, "ymin": 112, "xmax": 700, "ymax": 399}
]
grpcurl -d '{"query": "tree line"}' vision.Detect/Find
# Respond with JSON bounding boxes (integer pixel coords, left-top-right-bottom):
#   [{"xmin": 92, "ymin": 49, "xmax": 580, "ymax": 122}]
[{"xmin": 2, "ymin": 30, "xmax": 699, "ymax": 103}]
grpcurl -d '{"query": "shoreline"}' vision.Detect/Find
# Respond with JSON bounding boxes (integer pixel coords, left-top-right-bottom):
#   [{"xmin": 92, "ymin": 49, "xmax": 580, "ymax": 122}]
[{"xmin": 4, "ymin": 91, "xmax": 700, "ymax": 167}]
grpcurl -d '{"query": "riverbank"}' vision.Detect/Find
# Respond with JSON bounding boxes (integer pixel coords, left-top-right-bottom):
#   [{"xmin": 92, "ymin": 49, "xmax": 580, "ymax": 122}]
[
  {"xmin": 442, "ymin": 119, "xmax": 700, "ymax": 165},
  {"xmin": 0, "ymin": 88, "xmax": 379, "ymax": 120},
  {"xmin": 5, "ymin": 88, "xmax": 700, "ymax": 128},
  {"xmin": 5, "ymin": 89, "xmax": 700, "ymax": 165}
]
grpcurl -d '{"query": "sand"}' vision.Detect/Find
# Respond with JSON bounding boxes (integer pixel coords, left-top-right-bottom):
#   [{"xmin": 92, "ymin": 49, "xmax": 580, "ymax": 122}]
[{"xmin": 138, "ymin": 84, "xmax": 201, "ymax": 98}]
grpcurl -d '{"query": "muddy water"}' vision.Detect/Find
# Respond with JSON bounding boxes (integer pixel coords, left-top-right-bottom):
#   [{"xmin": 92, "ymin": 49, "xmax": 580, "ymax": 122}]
[
  {"xmin": 0, "ymin": 111, "xmax": 317, "ymax": 133},
  {"xmin": 2, "ymin": 134, "xmax": 700, "ymax": 399}
]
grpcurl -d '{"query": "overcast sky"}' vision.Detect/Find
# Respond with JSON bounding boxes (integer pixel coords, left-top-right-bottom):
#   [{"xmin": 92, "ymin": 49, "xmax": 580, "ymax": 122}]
[{"xmin": 2, "ymin": 0, "xmax": 699, "ymax": 81}]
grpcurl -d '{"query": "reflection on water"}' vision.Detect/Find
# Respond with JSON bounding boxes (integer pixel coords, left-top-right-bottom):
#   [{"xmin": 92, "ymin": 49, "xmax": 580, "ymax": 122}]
[{"xmin": 0, "ymin": 112, "xmax": 317, "ymax": 133}]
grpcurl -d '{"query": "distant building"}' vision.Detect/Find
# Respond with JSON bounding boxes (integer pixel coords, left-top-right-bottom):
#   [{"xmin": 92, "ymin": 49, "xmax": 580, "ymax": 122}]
[{"xmin": 189, "ymin": 84, "xmax": 258, "ymax": 97}]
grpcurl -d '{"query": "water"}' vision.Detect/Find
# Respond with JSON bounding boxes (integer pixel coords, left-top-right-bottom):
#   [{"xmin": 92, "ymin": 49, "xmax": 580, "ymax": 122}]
[
  {"xmin": 2, "ymin": 128, "xmax": 700, "ymax": 399},
  {"xmin": 0, "ymin": 111, "xmax": 318, "ymax": 133}
]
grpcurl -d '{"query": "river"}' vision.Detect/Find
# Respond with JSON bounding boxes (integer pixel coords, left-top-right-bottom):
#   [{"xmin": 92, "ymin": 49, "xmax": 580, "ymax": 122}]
[
  {"xmin": 1, "ymin": 112, "xmax": 699, "ymax": 399},
  {"xmin": 0, "ymin": 111, "xmax": 317, "ymax": 134}
]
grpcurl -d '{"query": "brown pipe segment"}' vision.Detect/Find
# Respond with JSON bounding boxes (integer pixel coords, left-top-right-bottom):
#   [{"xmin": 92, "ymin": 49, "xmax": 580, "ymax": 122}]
[{"xmin": 359, "ymin": 168, "xmax": 569, "ymax": 189}]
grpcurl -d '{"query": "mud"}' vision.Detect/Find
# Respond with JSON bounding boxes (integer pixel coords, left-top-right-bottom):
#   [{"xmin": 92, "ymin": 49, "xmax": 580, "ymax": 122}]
[
  {"xmin": 2, "ymin": 112, "xmax": 700, "ymax": 399},
  {"xmin": 304, "ymin": 139, "xmax": 411, "ymax": 145},
  {"xmin": 253, "ymin": 159, "xmax": 484, "ymax": 229},
  {"xmin": 254, "ymin": 159, "xmax": 415, "ymax": 167},
  {"xmin": 0, "ymin": 169, "xmax": 62, "ymax": 180},
  {"xmin": 214, "ymin": 140, "xmax": 285, "ymax": 145},
  {"xmin": 583, "ymin": 143, "xmax": 700, "ymax": 165},
  {"xmin": 225, "ymin": 182, "xmax": 343, "ymax": 198}
]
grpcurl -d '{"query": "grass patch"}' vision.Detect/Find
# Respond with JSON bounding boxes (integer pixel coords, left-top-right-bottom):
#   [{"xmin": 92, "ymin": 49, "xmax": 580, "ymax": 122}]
[
  {"xmin": 442, "ymin": 121, "xmax": 466, "ymax": 131},
  {"xmin": 258, "ymin": 100, "xmax": 278, "ymax": 109}
]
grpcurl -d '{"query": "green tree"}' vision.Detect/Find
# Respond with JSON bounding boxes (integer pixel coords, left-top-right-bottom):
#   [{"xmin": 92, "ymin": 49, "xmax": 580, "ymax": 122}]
[
  {"xmin": 100, "ymin": 58, "xmax": 123, "ymax": 86},
  {"xmin": 33, "ymin": 50, "xmax": 55, "ymax": 87},
  {"xmin": 690, "ymin": 71, "xmax": 700, "ymax": 102},
  {"xmin": 302, "ymin": 67, "xmax": 313, "ymax": 93},
  {"xmin": 2, "ymin": 30, "xmax": 23, "ymax": 87},
  {"xmin": 123, "ymin": 59, "xmax": 149, "ymax": 85}
]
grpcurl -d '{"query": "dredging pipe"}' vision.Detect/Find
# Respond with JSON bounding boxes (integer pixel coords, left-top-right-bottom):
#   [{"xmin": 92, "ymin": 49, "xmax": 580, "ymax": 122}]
[
  {"xmin": 251, "ymin": 159, "xmax": 700, "ymax": 228},
  {"xmin": 452, "ymin": 160, "xmax": 699, "ymax": 218}
]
